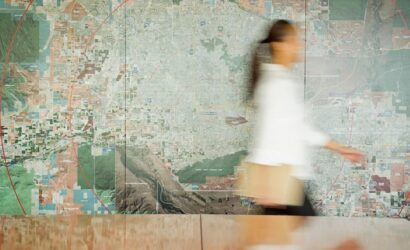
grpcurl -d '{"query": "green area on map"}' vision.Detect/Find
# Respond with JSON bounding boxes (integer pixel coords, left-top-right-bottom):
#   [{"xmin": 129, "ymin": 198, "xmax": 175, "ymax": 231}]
[
  {"xmin": 393, "ymin": 0, "xmax": 410, "ymax": 27},
  {"xmin": 77, "ymin": 144, "xmax": 115, "ymax": 190},
  {"xmin": 177, "ymin": 150, "xmax": 247, "ymax": 184},
  {"xmin": 372, "ymin": 49, "xmax": 410, "ymax": 117},
  {"xmin": 0, "ymin": 12, "xmax": 40, "ymax": 63},
  {"xmin": 329, "ymin": 0, "xmax": 367, "ymax": 20},
  {"xmin": 0, "ymin": 165, "xmax": 34, "ymax": 215}
]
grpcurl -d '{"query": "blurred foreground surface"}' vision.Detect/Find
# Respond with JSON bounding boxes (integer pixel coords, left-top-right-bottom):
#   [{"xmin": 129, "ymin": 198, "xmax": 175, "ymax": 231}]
[{"xmin": 1, "ymin": 215, "xmax": 409, "ymax": 250}]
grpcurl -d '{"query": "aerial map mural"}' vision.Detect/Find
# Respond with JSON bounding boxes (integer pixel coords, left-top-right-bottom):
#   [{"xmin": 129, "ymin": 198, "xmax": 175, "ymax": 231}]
[{"xmin": 0, "ymin": 0, "xmax": 409, "ymax": 217}]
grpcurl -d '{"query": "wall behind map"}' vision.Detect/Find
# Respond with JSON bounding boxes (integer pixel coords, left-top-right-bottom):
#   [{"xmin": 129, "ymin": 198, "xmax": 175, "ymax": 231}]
[{"xmin": 0, "ymin": 0, "xmax": 408, "ymax": 217}]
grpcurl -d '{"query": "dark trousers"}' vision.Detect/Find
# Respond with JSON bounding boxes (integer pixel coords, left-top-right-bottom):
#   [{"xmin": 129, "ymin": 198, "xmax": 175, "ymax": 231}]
[{"xmin": 263, "ymin": 193, "xmax": 317, "ymax": 216}]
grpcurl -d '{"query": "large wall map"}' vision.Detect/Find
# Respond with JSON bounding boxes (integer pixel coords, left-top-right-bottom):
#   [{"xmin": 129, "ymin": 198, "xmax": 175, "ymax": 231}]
[{"xmin": 0, "ymin": 0, "xmax": 408, "ymax": 217}]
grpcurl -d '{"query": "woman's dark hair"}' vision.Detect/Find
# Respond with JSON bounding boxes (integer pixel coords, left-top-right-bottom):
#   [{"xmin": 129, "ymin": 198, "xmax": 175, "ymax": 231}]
[{"xmin": 248, "ymin": 19, "xmax": 295, "ymax": 98}]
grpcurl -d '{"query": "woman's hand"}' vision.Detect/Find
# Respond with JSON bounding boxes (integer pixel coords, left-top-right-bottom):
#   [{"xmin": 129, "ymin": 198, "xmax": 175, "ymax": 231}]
[
  {"xmin": 324, "ymin": 140, "xmax": 366, "ymax": 164},
  {"xmin": 337, "ymin": 147, "xmax": 366, "ymax": 163}
]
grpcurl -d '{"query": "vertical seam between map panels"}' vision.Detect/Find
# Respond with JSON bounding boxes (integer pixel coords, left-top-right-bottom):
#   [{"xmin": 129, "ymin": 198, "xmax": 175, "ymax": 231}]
[
  {"xmin": 123, "ymin": 4, "xmax": 128, "ymax": 246},
  {"xmin": 304, "ymin": 0, "xmax": 307, "ymax": 100}
]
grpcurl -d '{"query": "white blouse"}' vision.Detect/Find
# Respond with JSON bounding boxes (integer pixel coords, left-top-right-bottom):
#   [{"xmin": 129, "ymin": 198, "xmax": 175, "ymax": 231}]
[{"xmin": 246, "ymin": 63, "xmax": 330, "ymax": 179}]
